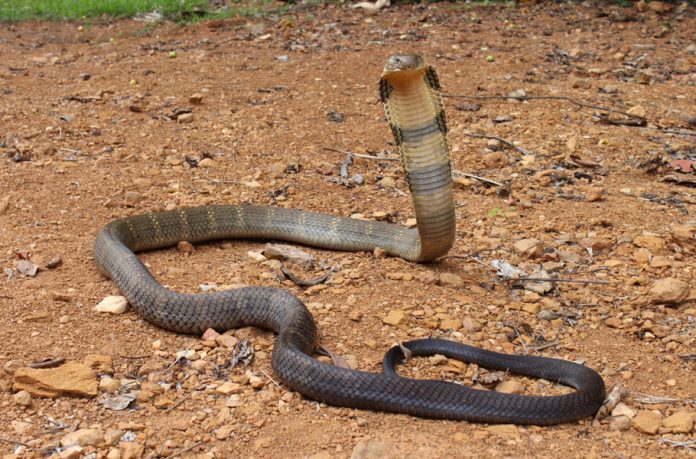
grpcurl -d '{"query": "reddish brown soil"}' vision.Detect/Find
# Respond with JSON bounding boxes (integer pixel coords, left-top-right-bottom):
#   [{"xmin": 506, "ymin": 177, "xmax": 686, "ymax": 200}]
[{"xmin": 1, "ymin": 2, "xmax": 695, "ymax": 458}]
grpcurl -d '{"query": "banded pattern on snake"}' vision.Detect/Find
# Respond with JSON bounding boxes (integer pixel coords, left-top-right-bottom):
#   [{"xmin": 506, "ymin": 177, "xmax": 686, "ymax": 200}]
[{"xmin": 93, "ymin": 54, "xmax": 605, "ymax": 425}]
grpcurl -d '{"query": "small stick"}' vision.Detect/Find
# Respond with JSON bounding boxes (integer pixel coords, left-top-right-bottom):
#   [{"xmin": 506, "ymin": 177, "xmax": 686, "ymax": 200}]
[
  {"xmin": 528, "ymin": 341, "xmax": 562, "ymax": 352},
  {"xmin": 169, "ymin": 441, "xmax": 203, "ymax": 458},
  {"xmin": 452, "ymin": 170, "xmax": 503, "ymax": 187},
  {"xmin": 0, "ymin": 436, "xmax": 30, "ymax": 447},
  {"xmin": 58, "ymin": 148, "xmax": 81, "ymax": 154},
  {"xmin": 659, "ymin": 438, "xmax": 696, "ymax": 450},
  {"xmin": 259, "ymin": 368, "xmax": 282, "ymax": 389},
  {"xmin": 632, "ymin": 393, "xmax": 695, "ymax": 404},
  {"xmin": 464, "ymin": 133, "xmax": 533, "ymax": 156},
  {"xmin": 164, "ymin": 393, "xmax": 191, "ymax": 412},
  {"xmin": 323, "ymin": 146, "xmax": 398, "ymax": 161},
  {"xmin": 514, "ymin": 277, "xmax": 611, "ymax": 285},
  {"xmin": 445, "ymin": 94, "xmax": 643, "ymax": 121},
  {"xmin": 26, "ymin": 358, "xmax": 65, "ymax": 369}
]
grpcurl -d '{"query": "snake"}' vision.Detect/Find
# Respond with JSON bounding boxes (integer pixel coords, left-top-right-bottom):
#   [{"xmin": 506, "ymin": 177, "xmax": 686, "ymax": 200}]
[{"xmin": 93, "ymin": 54, "xmax": 605, "ymax": 425}]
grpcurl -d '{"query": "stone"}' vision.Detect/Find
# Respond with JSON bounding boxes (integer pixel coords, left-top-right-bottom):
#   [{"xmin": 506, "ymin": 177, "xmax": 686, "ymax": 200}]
[
  {"xmin": 13, "ymin": 389, "xmax": 32, "ymax": 406},
  {"xmin": 13, "ymin": 362, "xmax": 98, "ymax": 397},
  {"xmin": 104, "ymin": 429, "xmax": 124, "ymax": 446},
  {"xmin": 177, "ymin": 113, "xmax": 194, "ymax": 123},
  {"xmin": 514, "ymin": 238, "xmax": 543, "ymax": 258},
  {"xmin": 216, "ymin": 382, "xmax": 242, "ymax": 395},
  {"xmin": 263, "ymin": 243, "xmax": 314, "ymax": 269},
  {"xmin": 61, "ymin": 428, "xmax": 104, "ymax": 447},
  {"xmin": 106, "ymin": 448, "xmax": 121, "ymax": 459},
  {"xmin": 631, "ymin": 410, "xmax": 662, "ymax": 435},
  {"xmin": 521, "ymin": 303, "xmax": 541, "ymax": 315},
  {"xmin": 99, "ymin": 377, "xmax": 121, "ymax": 393},
  {"xmin": 215, "ymin": 334, "xmax": 238, "ymax": 349},
  {"xmin": 633, "ymin": 232, "xmax": 665, "ymax": 251},
  {"xmin": 382, "ymin": 310, "xmax": 405, "ymax": 326},
  {"xmin": 649, "ymin": 278, "xmax": 690, "ymax": 305},
  {"xmin": 586, "ymin": 187, "xmax": 604, "ymax": 202},
  {"xmin": 437, "ymin": 273, "xmax": 464, "ymax": 288},
  {"xmin": 611, "ymin": 402, "xmax": 635, "ymax": 419},
  {"xmin": 124, "ymin": 191, "xmax": 141, "ymax": 204},
  {"xmin": 189, "ymin": 93, "xmax": 204, "ymax": 105},
  {"xmin": 609, "ymin": 415, "xmax": 631, "ymax": 431},
  {"xmin": 495, "ymin": 380, "xmax": 522, "ymax": 394},
  {"xmin": 662, "ymin": 410, "xmax": 694, "ymax": 434},
  {"xmin": 215, "ymin": 424, "xmax": 234, "ymax": 440},
  {"xmin": 202, "ymin": 328, "xmax": 220, "ymax": 341},
  {"xmin": 671, "ymin": 223, "xmax": 695, "ymax": 243},
  {"xmin": 121, "ymin": 442, "xmax": 145, "ymax": 459},
  {"xmin": 58, "ymin": 445, "xmax": 83, "ymax": 459},
  {"xmin": 198, "ymin": 157, "xmax": 216, "ymax": 168},
  {"xmin": 95, "ymin": 296, "xmax": 129, "ymax": 314}
]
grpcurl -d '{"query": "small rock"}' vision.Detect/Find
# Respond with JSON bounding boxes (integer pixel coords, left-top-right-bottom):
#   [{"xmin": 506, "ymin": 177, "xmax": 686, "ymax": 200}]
[
  {"xmin": 263, "ymin": 243, "xmax": 314, "ymax": 269},
  {"xmin": 627, "ymin": 105, "xmax": 646, "ymax": 118},
  {"xmin": 482, "ymin": 151, "xmax": 508, "ymax": 168},
  {"xmin": 189, "ymin": 93, "xmax": 204, "ymax": 105},
  {"xmin": 382, "ymin": 310, "xmax": 405, "ymax": 326},
  {"xmin": 61, "ymin": 428, "xmax": 105, "ymax": 447},
  {"xmin": 46, "ymin": 256, "xmax": 63, "ymax": 269},
  {"xmin": 58, "ymin": 445, "xmax": 83, "ymax": 459},
  {"xmin": 124, "ymin": 191, "xmax": 141, "ymax": 204},
  {"xmin": 202, "ymin": 328, "xmax": 220, "ymax": 341},
  {"xmin": 609, "ymin": 415, "xmax": 631, "ymax": 431},
  {"xmin": 514, "ymin": 238, "xmax": 543, "ymax": 258},
  {"xmin": 215, "ymin": 334, "xmax": 238, "ymax": 349},
  {"xmin": 538, "ymin": 309, "xmax": 559, "ymax": 321},
  {"xmin": 649, "ymin": 278, "xmax": 691, "ymax": 305},
  {"xmin": 78, "ymin": 72, "xmax": 90, "ymax": 81},
  {"xmin": 13, "ymin": 390, "xmax": 32, "ymax": 406},
  {"xmin": 216, "ymin": 382, "xmax": 242, "ymax": 395},
  {"xmin": 662, "ymin": 410, "xmax": 694, "ymax": 434},
  {"xmin": 612, "ymin": 402, "xmax": 636, "ymax": 419},
  {"xmin": 633, "ymin": 232, "xmax": 665, "ymax": 251},
  {"xmin": 349, "ymin": 310, "xmax": 363, "ymax": 322},
  {"xmin": 215, "ymin": 424, "xmax": 234, "ymax": 440},
  {"xmin": 106, "ymin": 448, "xmax": 121, "ymax": 459},
  {"xmin": 13, "ymin": 362, "xmax": 98, "ymax": 397},
  {"xmin": 461, "ymin": 316, "xmax": 482, "ymax": 332},
  {"xmin": 586, "ymin": 187, "xmax": 604, "ymax": 202},
  {"xmin": 95, "ymin": 296, "xmax": 129, "ymax": 314},
  {"xmin": 99, "ymin": 377, "xmax": 121, "ymax": 393},
  {"xmin": 378, "ymin": 176, "xmax": 396, "ymax": 188},
  {"xmin": 177, "ymin": 241, "xmax": 195, "ymax": 254},
  {"xmin": 121, "ymin": 442, "xmax": 145, "ymax": 459},
  {"xmin": 177, "ymin": 113, "xmax": 194, "ymax": 123},
  {"xmin": 521, "ymin": 303, "xmax": 540, "ymax": 315},
  {"xmin": 486, "ymin": 138, "xmax": 502, "ymax": 151},
  {"xmin": 4, "ymin": 360, "xmax": 23, "ymax": 374},
  {"xmin": 631, "ymin": 410, "xmax": 663, "ymax": 435},
  {"xmin": 437, "ymin": 273, "xmax": 464, "ymax": 288},
  {"xmin": 247, "ymin": 251, "xmax": 267, "ymax": 262},
  {"xmin": 198, "ymin": 157, "xmax": 216, "ymax": 168},
  {"xmin": 495, "ymin": 380, "xmax": 523, "ymax": 394},
  {"xmin": 104, "ymin": 429, "xmax": 124, "ymax": 446}
]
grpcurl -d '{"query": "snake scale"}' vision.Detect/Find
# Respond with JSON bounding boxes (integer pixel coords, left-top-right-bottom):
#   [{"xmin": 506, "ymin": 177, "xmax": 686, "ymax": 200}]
[{"xmin": 94, "ymin": 54, "xmax": 605, "ymax": 425}]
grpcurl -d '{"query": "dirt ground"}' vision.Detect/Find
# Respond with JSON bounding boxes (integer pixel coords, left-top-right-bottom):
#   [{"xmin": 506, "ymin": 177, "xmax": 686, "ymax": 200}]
[{"xmin": 1, "ymin": 1, "xmax": 695, "ymax": 458}]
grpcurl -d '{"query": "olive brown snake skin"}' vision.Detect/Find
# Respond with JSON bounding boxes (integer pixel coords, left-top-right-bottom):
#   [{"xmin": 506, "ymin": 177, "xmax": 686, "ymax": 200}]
[{"xmin": 93, "ymin": 54, "xmax": 605, "ymax": 425}]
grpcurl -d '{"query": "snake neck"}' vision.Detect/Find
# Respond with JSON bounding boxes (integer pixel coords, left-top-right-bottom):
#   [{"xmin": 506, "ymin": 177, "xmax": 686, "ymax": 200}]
[{"xmin": 382, "ymin": 65, "xmax": 455, "ymax": 262}]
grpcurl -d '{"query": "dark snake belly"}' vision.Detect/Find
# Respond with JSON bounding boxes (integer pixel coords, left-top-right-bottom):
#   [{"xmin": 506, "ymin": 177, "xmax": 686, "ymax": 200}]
[{"xmin": 93, "ymin": 54, "xmax": 605, "ymax": 425}]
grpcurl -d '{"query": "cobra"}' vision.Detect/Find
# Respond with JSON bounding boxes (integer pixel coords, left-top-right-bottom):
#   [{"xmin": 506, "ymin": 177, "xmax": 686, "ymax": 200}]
[{"xmin": 93, "ymin": 53, "xmax": 605, "ymax": 425}]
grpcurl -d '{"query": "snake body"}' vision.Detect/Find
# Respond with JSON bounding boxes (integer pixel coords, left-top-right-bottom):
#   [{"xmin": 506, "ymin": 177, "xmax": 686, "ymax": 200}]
[{"xmin": 94, "ymin": 54, "xmax": 605, "ymax": 425}]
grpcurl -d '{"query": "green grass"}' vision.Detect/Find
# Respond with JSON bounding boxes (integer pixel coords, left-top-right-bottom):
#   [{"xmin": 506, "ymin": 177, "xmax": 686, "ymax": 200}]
[{"xmin": 0, "ymin": 0, "xmax": 215, "ymax": 22}]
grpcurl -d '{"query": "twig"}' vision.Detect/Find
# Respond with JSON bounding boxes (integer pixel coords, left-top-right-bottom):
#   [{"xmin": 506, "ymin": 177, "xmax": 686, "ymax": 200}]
[
  {"xmin": 0, "ymin": 436, "xmax": 30, "ymax": 447},
  {"xmin": 514, "ymin": 277, "xmax": 611, "ymax": 285},
  {"xmin": 528, "ymin": 341, "xmax": 562, "ymax": 352},
  {"xmin": 632, "ymin": 393, "xmax": 696, "ymax": 404},
  {"xmin": 445, "ymin": 94, "xmax": 643, "ymax": 121},
  {"xmin": 463, "ymin": 133, "xmax": 533, "ymax": 156},
  {"xmin": 280, "ymin": 265, "xmax": 333, "ymax": 287},
  {"xmin": 58, "ymin": 148, "xmax": 81, "ymax": 154},
  {"xmin": 452, "ymin": 169, "xmax": 503, "ymax": 187},
  {"xmin": 169, "ymin": 441, "xmax": 203, "ymax": 458},
  {"xmin": 259, "ymin": 368, "xmax": 282, "ymax": 389},
  {"xmin": 163, "ymin": 393, "xmax": 191, "ymax": 412},
  {"xmin": 323, "ymin": 146, "xmax": 398, "ymax": 161},
  {"xmin": 27, "ymin": 358, "xmax": 65, "ymax": 369},
  {"xmin": 659, "ymin": 438, "xmax": 696, "ymax": 450}
]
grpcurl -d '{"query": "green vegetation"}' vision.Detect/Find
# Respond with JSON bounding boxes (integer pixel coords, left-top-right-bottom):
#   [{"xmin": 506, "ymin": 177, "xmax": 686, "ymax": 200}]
[{"xmin": 0, "ymin": 0, "xmax": 280, "ymax": 22}]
